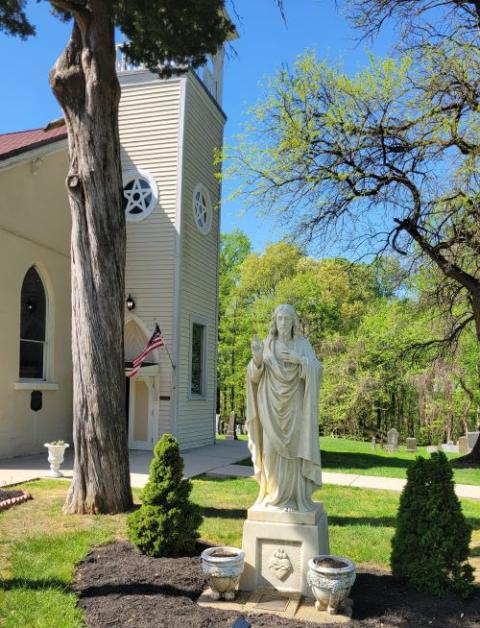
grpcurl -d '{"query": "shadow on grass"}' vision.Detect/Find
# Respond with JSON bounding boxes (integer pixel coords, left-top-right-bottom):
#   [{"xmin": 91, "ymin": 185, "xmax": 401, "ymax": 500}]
[
  {"xmin": 321, "ymin": 450, "xmax": 414, "ymax": 472},
  {"xmin": 329, "ymin": 515, "xmax": 397, "ymax": 527},
  {"xmin": 0, "ymin": 577, "xmax": 70, "ymax": 592},
  {"xmin": 200, "ymin": 506, "xmax": 247, "ymax": 520}
]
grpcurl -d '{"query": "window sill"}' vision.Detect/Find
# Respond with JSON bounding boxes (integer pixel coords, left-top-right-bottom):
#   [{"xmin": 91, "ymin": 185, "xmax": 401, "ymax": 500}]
[
  {"xmin": 188, "ymin": 393, "xmax": 207, "ymax": 401},
  {"xmin": 14, "ymin": 381, "xmax": 59, "ymax": 391}
]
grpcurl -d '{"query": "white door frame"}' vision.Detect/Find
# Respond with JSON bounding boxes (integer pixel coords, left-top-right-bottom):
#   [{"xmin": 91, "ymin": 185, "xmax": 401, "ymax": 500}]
[{"xmin": 127, "ymin": 366, "xmax": 159, "ymax": 450}]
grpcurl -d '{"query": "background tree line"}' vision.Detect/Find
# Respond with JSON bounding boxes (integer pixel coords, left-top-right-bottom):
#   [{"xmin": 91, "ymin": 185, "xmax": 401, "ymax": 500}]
[{"xmin": 218, "ymin": 230, "xmax": 480, "ymax": 445}]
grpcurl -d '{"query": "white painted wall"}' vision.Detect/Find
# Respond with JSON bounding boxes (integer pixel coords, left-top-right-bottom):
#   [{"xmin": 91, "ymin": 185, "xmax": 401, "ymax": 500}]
[
  {"xmin": 119, "ymin": 75, "xmax": 183, "ymax": 437},
  {"xmin": 175, "ymin": 74, "xmax": 225, "ymax": 450},
  {"xmin": 0, "ymin": 150, "xmax": 72, "ymax": 458}
]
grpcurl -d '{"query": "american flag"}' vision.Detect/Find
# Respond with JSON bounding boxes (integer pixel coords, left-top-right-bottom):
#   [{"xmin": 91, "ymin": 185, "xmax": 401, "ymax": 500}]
[{"xmin": 127, "ymin": 324, "xmax": 165, "ymax": 378}]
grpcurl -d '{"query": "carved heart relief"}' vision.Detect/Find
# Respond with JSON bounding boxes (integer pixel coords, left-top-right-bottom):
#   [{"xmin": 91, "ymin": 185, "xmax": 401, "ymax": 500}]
[{"xmin": 268, "ymin": 548, "xmax": 293, "ymax": 581}]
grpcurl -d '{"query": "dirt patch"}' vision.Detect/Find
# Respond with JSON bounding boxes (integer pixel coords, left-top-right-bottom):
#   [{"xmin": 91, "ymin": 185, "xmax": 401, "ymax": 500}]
[
  {"xmin": 74, "ymin": 541, "xmax": 480, "ymax": 628},
  {"xmin": 0, "ymin": 488, "xmax": 32, "ymax": 512}
]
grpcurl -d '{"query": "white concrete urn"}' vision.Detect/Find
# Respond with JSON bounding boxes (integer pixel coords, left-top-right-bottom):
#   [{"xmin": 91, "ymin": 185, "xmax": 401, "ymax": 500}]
[
  {"xmin": 201, "ymin": 546, "xmax": 245, "ymax": 601},
  {"xmin": 307, "ymin": 555, "xmax": 356, "ymax": 615},
  {"xmin": 44, "ymin": 442, "xmax": 69, "ymax": 477}
]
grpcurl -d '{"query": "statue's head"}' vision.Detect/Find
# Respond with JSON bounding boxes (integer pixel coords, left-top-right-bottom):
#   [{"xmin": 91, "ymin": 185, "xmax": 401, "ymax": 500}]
[{"xmin": 269, "ymin": 304, "xmax": 302, "ymax": 339}]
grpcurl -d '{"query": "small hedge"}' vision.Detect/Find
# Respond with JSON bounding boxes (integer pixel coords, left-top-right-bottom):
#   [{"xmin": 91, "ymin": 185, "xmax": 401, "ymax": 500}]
[
  {"xmin": 391, "ymin": 451, "xmax": 474, "ymax": 597},
  {"xmin": 128, "ymin": 433, "xmax": 202, "ymax": 557}
]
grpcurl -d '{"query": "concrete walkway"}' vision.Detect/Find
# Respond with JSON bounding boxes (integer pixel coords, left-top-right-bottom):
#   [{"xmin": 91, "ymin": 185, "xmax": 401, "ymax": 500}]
[
  {"xmin": 207, "ymin": 464, "xmax": 480, "ymax": 501},
  {"xmin": 0, "ymin": 439, "xmax": 249, "ymax": 488},
  {"xmin": 2, "ymin": 442, "xmax": 480, "ymax": 500}
]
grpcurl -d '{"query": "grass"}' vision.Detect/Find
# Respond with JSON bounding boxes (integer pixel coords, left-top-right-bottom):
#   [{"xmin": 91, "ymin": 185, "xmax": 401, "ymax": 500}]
[
  {"xmin": 0, "ymin": 480, "xmax": 128, "ymax": 628},
  {"xmin": 236, "ymin": 435, "xmax": 480, "ymax": 486},
  {"xmin": 1, "ymin": 477, "xmax": 480, "ymax": 626},
  {"xmin": 320, "ymin": 437, "xmax": 480, "ymax": 486},
  {"xmin": 192, "ymin": 476, "xmax": 480, "ymax": 568}
]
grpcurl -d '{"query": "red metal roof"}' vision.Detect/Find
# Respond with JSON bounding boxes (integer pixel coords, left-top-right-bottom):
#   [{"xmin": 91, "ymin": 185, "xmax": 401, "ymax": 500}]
[{"xmin": 0, "ymin": 125, "xmax": 67, "ymax": 162}]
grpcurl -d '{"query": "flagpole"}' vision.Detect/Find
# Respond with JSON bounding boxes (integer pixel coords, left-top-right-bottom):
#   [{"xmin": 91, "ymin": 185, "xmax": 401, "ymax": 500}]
[
  {"xmin": 155, "ymin": 319, "xmax": 175, "ymax": 370},
  {"xmin": 163, "ymin": 342, "xmax": 175, "ymax": 370}
]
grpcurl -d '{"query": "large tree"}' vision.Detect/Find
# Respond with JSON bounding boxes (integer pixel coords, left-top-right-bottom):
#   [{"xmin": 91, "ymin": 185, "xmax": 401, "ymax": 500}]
[
  {"xmin": 229, "ymin": 44, "xmax": 480, "ymax": 343},
  {"xmin": 0, "ymin": 1, "xmax": 233, "ymax": 514}
]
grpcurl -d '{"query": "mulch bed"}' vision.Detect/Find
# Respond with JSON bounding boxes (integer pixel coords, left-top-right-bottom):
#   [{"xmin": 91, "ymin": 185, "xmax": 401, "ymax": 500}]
[
  {"xmin": 0, "ymin": 488, "xmax": 32, "ymax": 512},
  {"xmin": 74, "ymin": 541, "xmax": 480, "ymax": 628}
]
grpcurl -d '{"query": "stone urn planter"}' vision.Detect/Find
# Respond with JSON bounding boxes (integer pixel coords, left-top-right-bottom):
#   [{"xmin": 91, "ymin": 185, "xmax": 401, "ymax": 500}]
[
  {"xmin": 44, "ymin": 441, "xmax": 69, "ymax": 478},
  {"xmin": 307, "ymin": 555, "xmax": 356, "ymax": 615},
  {"xmin": 201, "ymin": 546, "xmax": 245, "ymax": 600}
]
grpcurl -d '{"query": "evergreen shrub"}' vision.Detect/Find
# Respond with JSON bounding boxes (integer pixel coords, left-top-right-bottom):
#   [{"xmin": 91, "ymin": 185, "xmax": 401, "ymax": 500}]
[
  {"xmin": 128, "ymin": 433, "xmax": 202, "ymax": 556},
  {"xmin": 391, "ymin": 451, "xmax": 474, "ymax": 597}
]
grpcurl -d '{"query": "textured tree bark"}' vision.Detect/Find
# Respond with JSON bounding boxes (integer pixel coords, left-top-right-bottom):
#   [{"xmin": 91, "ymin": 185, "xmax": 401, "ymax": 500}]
[{"xmin": 49, "ymin": 1, "xmax": 133, "ymax": 513}]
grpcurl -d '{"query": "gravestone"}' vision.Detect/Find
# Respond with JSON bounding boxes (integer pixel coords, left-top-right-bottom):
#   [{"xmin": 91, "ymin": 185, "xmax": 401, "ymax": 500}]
[
  {"xmin": 225, "ymin": 411, "xmax": 237, "ymax": 441},
  {"xmin": 467, "ymin": 431, "xmax": 480, "ymax": 450},
  {"xmin": 406, "ymin": 437, "xmax": 417, "ymax": 452},
  {"xmin": 387, "ymin": 428, "xmax": 399, "ymax": 453},
  {"xmin": 426, "ymin": 445, "xmax": 437, "ymax": 454},
  {"xmin": 371, "ymin": 436, "xmax": 376, "ymax": 452},
  {"xmin": 458, "ymin": 436, "xmax": 470, "ymax": 455},
  {"xmin": 441, "ymin": 442, "xmax": 459, "ymax": 453}
]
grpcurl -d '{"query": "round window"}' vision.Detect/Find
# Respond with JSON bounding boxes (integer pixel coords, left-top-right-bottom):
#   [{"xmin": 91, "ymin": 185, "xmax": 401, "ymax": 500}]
[
  {"xmin": 192, "ymin": 184, "xmax": 213, "ymax": 235},
  {"xmin": 122, "ymin": 169, "xmax": 158, "ymax": 222}
]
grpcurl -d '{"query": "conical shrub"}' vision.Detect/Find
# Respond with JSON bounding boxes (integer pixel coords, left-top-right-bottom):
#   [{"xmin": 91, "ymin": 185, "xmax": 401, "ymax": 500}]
[
  {"xmin": 391, "ymin": 451, "xmax": 474, "ymax": 597},
  {"xmin": 128, "ymin": 433, "xmax": 202, "ymax": 556}
]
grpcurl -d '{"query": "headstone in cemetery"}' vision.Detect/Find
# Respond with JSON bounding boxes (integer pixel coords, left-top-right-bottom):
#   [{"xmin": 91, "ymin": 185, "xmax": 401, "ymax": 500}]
[
  {"xmin": 241, "ymin": 304, "xmax": 328, "ymax": 597},
  {"xmin": 458, "ymin": 436, "xmax": 470, "ymax": 455},
  {"xmin": 441, "ymin": 442, "xmax": 459, "ymax": 454},
  {"xmin": 426, "ymin": 445, "xmax": 438, "ymax": 454},
  {"xmin": 387, "ymin": 428, "xmax": 399, "ymax": 453},
  {"xmin": 225, "ymin": 411, "xmax": 237, "ymax": 440},
  {"xmin": 236, "ymin": 424, "xmax": 242, "ymax": 438},
  {"xmin": 371, "ymin": 436, "xmax": 376, "ymax": 452},
  {"xmin": 467, "ymin": 431, "xmax": 480, "ymax": 451},
  {"xmin": 406, "ymin": 437, "xmax": 417, "ymax": 452}
]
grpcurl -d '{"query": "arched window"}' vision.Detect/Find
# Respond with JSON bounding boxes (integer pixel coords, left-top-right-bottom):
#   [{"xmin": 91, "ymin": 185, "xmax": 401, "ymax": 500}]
[{"xmin": 19, "ymin": 267, "xmax": 47, "ymax": 379}]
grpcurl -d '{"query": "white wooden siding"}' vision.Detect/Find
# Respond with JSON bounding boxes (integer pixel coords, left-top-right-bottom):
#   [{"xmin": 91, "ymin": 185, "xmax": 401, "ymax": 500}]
[
  {"xmin": 175, "ymin": 74, "xmax": 226, "ymax": 450},
  {"xmin": 119, "ymin": 77, "xmax": 183, "ymax": 435}
]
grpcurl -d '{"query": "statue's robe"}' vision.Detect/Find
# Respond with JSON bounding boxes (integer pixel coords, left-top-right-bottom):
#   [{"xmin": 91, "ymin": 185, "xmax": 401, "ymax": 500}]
[{"xmin": 246, "ymin": 334, "xmax": 322, "ymax": 511}]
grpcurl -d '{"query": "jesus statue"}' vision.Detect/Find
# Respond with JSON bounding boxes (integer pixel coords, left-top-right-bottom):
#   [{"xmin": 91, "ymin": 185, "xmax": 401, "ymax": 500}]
[{"xmin": 246, "ymin": 304, "xmax": 323, "ymax": 513}]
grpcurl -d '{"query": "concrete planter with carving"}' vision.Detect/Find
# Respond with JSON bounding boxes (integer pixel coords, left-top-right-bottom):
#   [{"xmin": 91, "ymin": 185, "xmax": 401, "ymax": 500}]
[
  {"xmin": 201, "ymin": 546, "xmax": 245, "ymax": 600},
  {"xmin": 44, "ymin": 442, "xmax": 69, "ymax": 478},
  {"xmin": 307, "ymin": 555, "xmax": 356, "ymax": 615}
]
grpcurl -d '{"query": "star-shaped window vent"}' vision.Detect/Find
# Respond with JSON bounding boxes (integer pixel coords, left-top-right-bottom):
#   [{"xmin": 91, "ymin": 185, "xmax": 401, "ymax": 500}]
[
  {"xmin": 123, "ymin": 177, "xmax": 154, "ymax": 217},
  {"xmin": 193, "ymin": 184, "xmax": 212, "ymax": 234}
]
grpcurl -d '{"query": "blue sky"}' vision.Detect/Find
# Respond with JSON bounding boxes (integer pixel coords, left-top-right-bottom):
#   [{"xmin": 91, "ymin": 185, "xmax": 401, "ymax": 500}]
[{"xmin": 0, "ymin": 0, "xmax": 394, "ymax": 252}]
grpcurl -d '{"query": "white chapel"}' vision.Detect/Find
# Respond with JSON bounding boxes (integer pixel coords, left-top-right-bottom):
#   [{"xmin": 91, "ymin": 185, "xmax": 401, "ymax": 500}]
[{"xmin": 0, "ymin": 38, "xmax": 235, "ymax": 459}]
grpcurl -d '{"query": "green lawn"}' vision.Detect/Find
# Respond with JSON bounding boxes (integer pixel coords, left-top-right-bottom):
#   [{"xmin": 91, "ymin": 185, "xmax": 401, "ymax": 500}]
[
  {"xmin": 1, "ymin": 477, "xmax": 480, "ymax": 627},
  {"xmin": 319, "ymin": 437, "xmax": 480, "ymax": 486},
  {"xmin": 235, "ymin": 435, "xmax": 480, "ymax": 486}
]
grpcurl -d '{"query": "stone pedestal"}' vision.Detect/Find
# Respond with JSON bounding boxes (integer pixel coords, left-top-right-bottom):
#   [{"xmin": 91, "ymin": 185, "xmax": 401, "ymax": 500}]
[{"xmin": 241, "ymin": 502, "xmax": 329, "ymax": 597}]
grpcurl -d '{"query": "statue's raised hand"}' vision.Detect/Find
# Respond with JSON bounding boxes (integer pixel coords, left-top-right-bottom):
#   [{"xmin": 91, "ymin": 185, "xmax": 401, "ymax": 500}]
[{"xmin": 251, "ymin": 335, "xmax": 264, "ymax": 367}]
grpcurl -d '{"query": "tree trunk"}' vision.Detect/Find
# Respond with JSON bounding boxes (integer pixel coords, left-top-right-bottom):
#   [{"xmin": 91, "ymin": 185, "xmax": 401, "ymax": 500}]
[{"xmin": 49, "ymin": 2, "xmax": 133, "ymax": 513}]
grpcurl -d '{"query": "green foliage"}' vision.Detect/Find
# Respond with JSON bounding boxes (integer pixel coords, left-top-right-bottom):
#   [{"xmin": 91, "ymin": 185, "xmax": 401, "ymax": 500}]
[
  {"xmin": 127, "ymin": 434, "xmax": 202, "ymax": 557},
  {"xmin": 391, "ymin": 452, "xmax": 474, "ymax": 597},
  {"xmin": 116, "ymin": 0, "xmax": 234, "ymax": 77},
  {"xmin": 227, "ymin": 40, "xmax": 480, "ymax": 346},
  {"xmin": 0, "ymin": 0, "xmax": 34, "ymax": 38},
  {"xmin": 218, "ymin": 232, "xmax": 480, "ymax": 440},
  {"xmin": 0, "ymin": 1, "xmax": 233, "ymax": 76}
]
